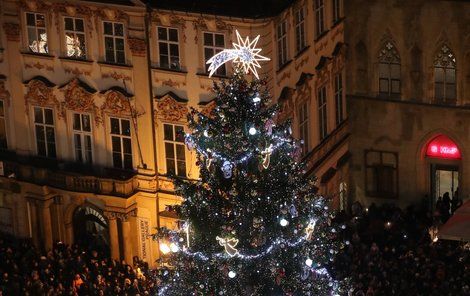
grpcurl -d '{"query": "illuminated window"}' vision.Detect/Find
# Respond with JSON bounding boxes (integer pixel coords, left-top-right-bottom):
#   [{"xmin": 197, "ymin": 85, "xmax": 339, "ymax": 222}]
[
  {"xmin": 103, "ymin": 21, "xmax": 125, "ymax": 64},
  {"xmin": 434, "ymin": 45, "xmax": 456, "ymax": 103},
  {"xmin": 34, "ymin": 107, "xmax": 56, "ymax": 158},
  {"xmin": 157, "ymin": 27, "xmax": 180, "ymax": 70},
  {"xmin": 64, "ymin": 17, "xmax": 86, "ymax": 59},
  {"xmin": 277, "ymin": 21, "xmax": 288, "ymax": 67},
  {"xmin": 73, "ymin": 113, "xmax": 93, "ymax": 164},
  {"xmin": 314, "ymin": 0, "xmax": 325, "ymax": 37},
  {"xmin": 378, "ymin": 41, "xmax": 401, "ymax": 96},
  {"xmin": 0, "ymin": 100, "xmax": 7, "ymax": 149},
  {"xmin": 164, "ymin": 124, "xmax": 186, "ymax": 177},
  {"xmin": 110, "ymin": 117, "xmax": 132, "ymax": 169},
  {"xmin": 332, "ymin": 0, "xmax": 341, "ymax": 24},
  {"xmin": 298, "ymin": 101, "xmax": 309, "ymax": 155},
  {"xmin": 204, "ymin": 32, "xmax": 226, "ymax": 76},
  {"xmin": 365, "ymin": 150, "xmax": 398, "ymax": 198},
  {"xmin": 26, "ymin": 12, "xmax": 48, "ymax": 53},
  {"xmin": 318, "ymin": 86, "xmax": 328, "ymax": 140},
  {"xmin": 334, "ymin": 72, "xmax": 344, "ymax": 126},
  {"xmin": 294, "ymin": 8, "xmax": 306, "ymax": 54}
]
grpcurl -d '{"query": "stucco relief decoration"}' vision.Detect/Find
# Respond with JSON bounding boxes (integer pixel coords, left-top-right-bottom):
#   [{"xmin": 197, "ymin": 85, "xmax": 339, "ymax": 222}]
[
  {"xmin": 24, "ymin": 80, "xmax": 62, "ymax": 118},
  {"xmin": 100, "ymin": 91, "xmax": 135, "ymax": 118},
  {"xmin": 314, "ymin": 40, "xmax": 328, "ymax": 55},
  {"xmin": 192, "ymin": 17, "xmax": 208, "ymax": 44},
  {"xmin": 93, "ymin": 8, "xmax": 129, "ymax": 37},
  {"xmin": 200, "ymin": 101, "xmax": 216, "ymax": 118},
  {"xmin": 215, "ymin": 19, "xmax": 233, "ymax": 37},
  {"xmin": 295, "ymin": 56, "xmax": 309, "ymax": 71},
  {"xmin": 64, "ymin": 66, "xmax": 91, "ymax": 76},
  {"xmin": 316, "ymin": 67, "xmax": 330, "ymax": 86},
  {"xmin": 3, "ymin": 23, "xmax": 20, "ymax": 42},
  {"xmin": 25, "ymin": 62, "xmax": 54, "ymax": 72},
  {"xmin": 155, "ymin": 78, "xmax": 186, "ymax": 88},
  {"xmin": 170, "ymin": 15, "xmax": 187, "ymax": 42},
  {"xmin": 0, "ymin": 81, "xmax": 11, "ymax": 107},
  {"xmin": 330, "ymin": 22, "xmax": 344, "ymax": 41},
  {"xmin": 276, "ymin": 71, "xmax": 291, "ymax": 87},
  {"xmin": 52, "ymin": 3, "xmax": 93, "ymax": 37},
  {"xmin": 155, "ymin": 96, "xmax": 188, "ymax": 122},
  {"xmin": 102, "ymin": 71, "xmax": 131, "ymax": 82},
  {"xmin": 61, "ymin": 79, "xmax": 101, "ymax": 124},
  {"xmin": 128, "ymin": 38, "xmax": 146, "ymax": 57}
]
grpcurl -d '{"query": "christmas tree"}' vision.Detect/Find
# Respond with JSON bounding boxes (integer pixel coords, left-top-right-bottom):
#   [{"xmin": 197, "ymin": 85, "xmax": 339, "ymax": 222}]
[{"xmin": 155, "ymin": 32, "xmax": 346, "ymax": 296}]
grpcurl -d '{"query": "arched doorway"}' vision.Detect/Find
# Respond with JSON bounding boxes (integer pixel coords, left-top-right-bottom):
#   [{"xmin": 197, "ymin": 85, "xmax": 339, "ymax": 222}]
[
  {"xmin": 73, "ymin": 206, "xmax": 110, "ymax": 256},
  {"xmin": 425, "ymin": 134, "xmax": 462, "ymax": 207}
]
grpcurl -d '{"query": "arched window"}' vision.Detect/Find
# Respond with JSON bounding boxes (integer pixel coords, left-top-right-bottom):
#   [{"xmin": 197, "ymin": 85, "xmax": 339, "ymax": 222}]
[
  {"xmin": 378, "ymin": 41, "xmax": 401, "ymax": 97},
  {"xmin": 434, "ymin": 45, "xmax": 456, "ymax": 103}
]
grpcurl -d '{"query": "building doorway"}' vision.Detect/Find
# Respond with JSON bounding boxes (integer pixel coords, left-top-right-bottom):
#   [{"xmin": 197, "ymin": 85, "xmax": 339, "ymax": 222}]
[
  {"xmin": 431, "ymin": 164, "xmax": 459, "ymax": 203},
  {"xmin": 73, "ymin": 206, "xmax": 110, "ymax": 256}
]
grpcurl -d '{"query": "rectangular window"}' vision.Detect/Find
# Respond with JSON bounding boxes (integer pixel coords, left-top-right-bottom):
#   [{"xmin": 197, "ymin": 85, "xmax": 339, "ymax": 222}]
[
  {"xmin": 332, "ymin": 0, "xmax": 341, "ymax": 24},
  {"xmin": 110, "ymin": 117, "xmax": 132, "ymax": 169},
  {"xmin": 365, "ymin": 150, "xmax": 398, "ymax": 198},
  {"xmin": 103, "ymin": 21, "xmax": 125, "ymax": 64},
  {"xmin": 315, "ymin": 0, "xmax": 325, "ymax": 37},
  {"xmin": 164, "ymin": 124, "xmax": 186, "ymax": 177},
  {"xmin": 334, "ymin": 73, "xmax": 344, "ymax": 126},
  {"xmin": 64, "ymin": 17, "xmax": 86, "ymax": 59},
  {"xmin": 0, "ymin": 100, "xmax": 7, "ymax": 149},
  {"xmin": 157, "ymin": 27, "xmax": 180, "ymax": 70},
  {"xmin": 379, "ymin": 63, "xmax": 401, "ymax": 96},
  {"xmin": 34, "ymin": 107, "xmax": 56, "ymax": 158},
  {"xmin": 73, "ymin": 113, "xmax": 93, "ymax": 164},
  {"xmin": 294, "ymin": 8, "xmax": 306, "ymax": 54},
  {"xmin": 277, "ymin": 21, "xmax": 288, "ymax": 67},
  {"xmin": 26, "ymin": 12, "xmax": 48, "ymax": 53},
  {"xmin": 298, "ymin": 102, "xmax": 309, "ymax": 155},
  {"xmin": 435, "ymin": 67, "xmax": 456, "ymax": 102},
  {"xmin": 318, "ymin": 86, "xmax": 328, "ymax": 140},
  {"xmin": 204, "ymin": 32, "xmax": 226, "ymax": 76}
]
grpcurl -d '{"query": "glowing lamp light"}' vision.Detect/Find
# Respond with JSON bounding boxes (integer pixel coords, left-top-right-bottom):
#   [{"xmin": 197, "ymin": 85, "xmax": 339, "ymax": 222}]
[
  {"xmin": 249, "ymin": 127, "xmax": 257, "ymax": 135},
  {"xmin": 170, "ymin": 243, "xmax": 179, "ymax": 253},
  {"xmin": 280, "ymin": 218, "xmax": 289, "ymax": 227},
  {"xmin": 160, "ymin": 243, "xmax": 171, "ymax": 255},
  {"xmin": 305, "ymin": 258, "xmax": 313, "ymax": 267},
  {"xmin": 228, "ymin": 271, "xmax": 236, "ymax": 278},
  {"xmin": 426, "ymin": 135, "xmax": 461, "ymax": 159},
  {"xmin": 253, "ymin": 96, "xmax": 261, "ymax": 103}
]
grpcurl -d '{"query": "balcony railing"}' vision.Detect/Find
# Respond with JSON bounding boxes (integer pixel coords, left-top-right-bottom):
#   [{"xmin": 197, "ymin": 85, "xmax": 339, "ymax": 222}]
[{"xmin": 0, "ymin": 152, "xmax": 145, "ymax": 197}]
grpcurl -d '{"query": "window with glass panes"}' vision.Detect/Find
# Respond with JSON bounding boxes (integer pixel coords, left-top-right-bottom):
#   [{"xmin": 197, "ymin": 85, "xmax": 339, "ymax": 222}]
[
  {"xmin": 26, "ymin": 12, "xmax": 48, "ymax": 53},
  {"xmin": 298, "ymin": 102, "xmax": 309, "ymax": 155},
  {"xmin": 334, "ymin": 73, "xmax": 344, "ymax": 126},
  {"xmin": 277, "ymin": 21, "xmax": 288, "ymax": 67},
  {"xmin": 332, "ymin": 0, "xmax": 341, "ymax": 24},
  {"xmin": 64, "ymin": 17, "xmax": 86, "ymax": 59},
  {"xmin": 0, "ymin": 100, "xmax": 7, "ymax": 149},
  {"xmin": 378, "ymin": 41, "xmax": 401, "ymax": 96},
  {"xmin": 295, "ymin": 8, "xmax": 306, "ymax": 53},
  {"xmin": 434, "ymin": 45, "xmax": 456, "ymax": 102},
  {"xmin": 73, "ymin": 113, "xmax": 93, "ymax": 164},
  {"xmin": 34, "ymin": 107, "xmax": 56, "ymax": 157},
  {"xmin": 157, "ymin": 27, "xmax": 180, "ymax": 69},
  {"xmin": 103, "ymin": 21, "xmax": 125, "ymax": 64},
  {"xmin": 164, "ymin": 124, "xmax": 186, "ymax": 177},
  {"xmin": 204, "ymin": 32, "xmax": 226, "ymax": 76},
  {"xmin": 318, "ymin": 86, "xmax": 328, "ymax": 140},
  {"xmin": 314, "ymin": 0, "xmax": 325, "ymax": 37},
  {"xmin": 110, "ymin": 117, "xmax": 132, "ymax": 169}
]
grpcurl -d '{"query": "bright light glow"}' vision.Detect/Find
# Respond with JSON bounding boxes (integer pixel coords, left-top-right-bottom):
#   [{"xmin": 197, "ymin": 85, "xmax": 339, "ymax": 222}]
[
  {"xmin": 228, "ymin": 271, "xmax": 236, "ymax": 278},
  {"xmin": 280, "ymin": 218, "xmax": 289, "ymax": 227},
  {"xmin": 253, "ymin": 96, "xmax": 261, "ymax": 103},
  {"xmin": 160, "ymin": 243, "xmax": 170, "ymax": 255},
  {"xmin": 426, "ymin": 135, "xmax": 461, "ymax": 159},
  {"xmin": 433, "ymin": 236, "xmax": 439, "ymax": 243},
  {"xmin": 206, "ymin": 30, "xmax": 270, "ymax": 79},
  {"xmin": 170, "ymin": 243, "xmax": 179, "ymax": 253},
  {"xmin": 249, "ymin": 127, "xmax": 257, "ymax": 135},
  {"xmin": 305, "ymin": 258, "xmax": 313, "ymax": 267},
  {"xmin": 203, "ymin": 130, "xmax": 209, "ymax": 137},
  {"xmin": 216, "ymin": 236, "xmax": 239, "ymax": 257}
]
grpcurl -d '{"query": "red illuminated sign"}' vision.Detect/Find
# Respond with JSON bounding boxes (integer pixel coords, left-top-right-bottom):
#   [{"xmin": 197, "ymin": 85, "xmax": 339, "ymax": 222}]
[{"xmin": 426, "ymin": 135, "xmax": 461, "ymax": 159}]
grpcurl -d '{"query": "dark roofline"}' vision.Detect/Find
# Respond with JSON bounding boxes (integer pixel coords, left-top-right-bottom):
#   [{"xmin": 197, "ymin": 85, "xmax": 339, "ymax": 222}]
[
  {"xmin": 155, "ymin": 91, "xmax": 188, "ymax": 103},
  {"xmin": 23, "ymin": 76, "xmax": 56, "ymax": 87},
  {"xmin": 59, "ymin": 78, "xmax": 97, "ymax": 94},
  {"xmin": 100, "ymin": 86, "xmax": 134, "ymax": 97}
]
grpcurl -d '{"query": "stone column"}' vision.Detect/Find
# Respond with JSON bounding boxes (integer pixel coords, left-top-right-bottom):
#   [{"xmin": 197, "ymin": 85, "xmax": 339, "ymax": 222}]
[
  {"xmin": 28, "ymin": 201, "xmax": 39, "ymax": 247},
  {"xmin": 121, "ymin": 218, "xmax": 133, "ymax": 265},
  {"xmin": 108, "ymin": 216, "xmax": 120, "ymax": 261},
  {"xmin": 40, "ymin": 201, "xmax": 53, "ymax": 251}
]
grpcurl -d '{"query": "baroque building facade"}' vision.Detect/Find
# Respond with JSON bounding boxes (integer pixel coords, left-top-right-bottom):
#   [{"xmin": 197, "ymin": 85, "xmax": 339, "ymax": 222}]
[{"xmin": 0, "ymin": 0, "xmax": 468, "ymax": 266}]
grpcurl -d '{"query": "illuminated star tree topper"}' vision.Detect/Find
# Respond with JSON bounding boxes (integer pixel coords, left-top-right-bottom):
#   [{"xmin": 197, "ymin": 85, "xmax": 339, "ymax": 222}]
[{"xmin": 206, "ymin": 30, "xmax": 270, "ymax": 79}]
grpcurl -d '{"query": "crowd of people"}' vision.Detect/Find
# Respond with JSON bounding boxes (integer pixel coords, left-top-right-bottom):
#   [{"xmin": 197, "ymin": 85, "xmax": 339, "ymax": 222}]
[
  {"xmin": 0, "ymin": 198, "xmax": 469, "ymax": 295},
  {"xmin": 334, "ymin": 200, "xmax": 470, "ymax": 295},
  {"xmin": 0, "ymin": 238, "xmax": 159, "ymax": 295}
]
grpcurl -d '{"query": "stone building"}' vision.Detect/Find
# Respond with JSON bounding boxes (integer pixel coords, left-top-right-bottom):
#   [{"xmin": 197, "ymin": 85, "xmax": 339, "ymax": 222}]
[{"xmin": 0, "ymin": 0, "xmax": 467, "ymax": 266}]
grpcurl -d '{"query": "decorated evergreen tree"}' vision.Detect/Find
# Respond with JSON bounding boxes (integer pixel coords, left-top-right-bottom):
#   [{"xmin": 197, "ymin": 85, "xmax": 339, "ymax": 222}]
[{"xmin": 155, "ymin": 32, "xmax": 346, "ymax": 296}]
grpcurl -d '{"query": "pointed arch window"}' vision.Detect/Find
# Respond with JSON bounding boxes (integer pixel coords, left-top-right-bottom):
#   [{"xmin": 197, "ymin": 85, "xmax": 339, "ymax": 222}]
[
  {"xmin": 434, "ymin": 45, "xmax": 456, "ymax": 103},
  {"xmin": 378, "ymin": 41, "xmax": 401, "ymax": 96}
]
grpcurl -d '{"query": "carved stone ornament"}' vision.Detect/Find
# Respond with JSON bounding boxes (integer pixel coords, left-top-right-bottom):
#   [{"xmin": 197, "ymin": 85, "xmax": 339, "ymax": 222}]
[
  {"xmin": 155, "ymin": 96, "xmax": 188, "ymax": 122},
  {"xmin": 102, "ymin": 71, "xmax": 131, "ymax": 82},
  {"xmin": 25, "ymin": 62, "xmax": 54, "ymax": 72},
  {"xmin": 24, "ymin": 79, "xmax": 62, "ymax": 119},
  {"xmin": 0, "ymin": 81, "xmax": 11, "ymax": 107},
  {"xmin": 276, "ymin": 71, "xmax": 291, "ymax": 87},
  {"xmin": 61, "ymin": 79, "xmax": 101, "ymax": 124},
  {"xmin": 128, "ymin": 38, "xmax": 146, "ymax": 57},
  {"xmin": 192, "ymin": 16, "xmax": 208, "ymax": 44},
  {"xmin": 3, "ymin": 23, "xmax": 20, "ymax": 42},
  {"xmin": 200, "ymin": 101, "xmax": 216, "ymax": 118},
  {"xmin": 100, "ymin": 90, "xmax": 133, "ymax": 117},
  {"xmin": 64, "ymin": 66, "xmax": 91, "ymax": 76}
]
